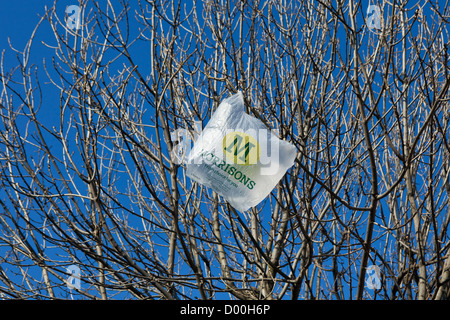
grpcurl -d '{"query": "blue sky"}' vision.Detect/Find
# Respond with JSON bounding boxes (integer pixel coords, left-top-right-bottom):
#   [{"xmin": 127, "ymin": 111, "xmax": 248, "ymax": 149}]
[
  {"xmin": 0, "ymin": 1, "xmax": 147, "ymax": 299},
  {"xmin": 0, "ymin": 1, "xmax": 46, "ymax": 49},
  {"xmin": 0, "ymin": 1, "xmax": 59, "ymax": 57},
  {"xmin": 0, "ymin": 1, "xmax": 71, "ymax": 130},
  {"xmin": 1, "ymin": 0, "xmax": 448, "ymax": 300},
  {"xmin": 0, "ymin": 0, "xmax": 359, "ymax": 299}
]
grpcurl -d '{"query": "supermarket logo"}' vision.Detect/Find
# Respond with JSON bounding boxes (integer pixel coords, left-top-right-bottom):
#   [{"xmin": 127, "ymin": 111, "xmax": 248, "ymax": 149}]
[
  {"xmin": 223, "ymin": 131, "xmax": 260, "ymax": 165},
  {"xmin": 170, "ymin": 123, "xmax": 281, "ymax": 176}
]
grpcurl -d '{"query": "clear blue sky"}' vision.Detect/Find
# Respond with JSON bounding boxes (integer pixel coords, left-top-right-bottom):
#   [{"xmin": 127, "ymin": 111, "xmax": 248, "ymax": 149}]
[
  {"xmin": 0, "ymin": 1, "xmax": 89, "ymax": 75},
  {"xmin": 1, "ymin": 1, "xmax": 63, "ymax": 133},
  {"xmin": 1, "ymin": 1, "xmax": 50, "ymax": 51},
  {"xmin": 0, "ymin": 0, "xmax": 445, "ymax": 300}
]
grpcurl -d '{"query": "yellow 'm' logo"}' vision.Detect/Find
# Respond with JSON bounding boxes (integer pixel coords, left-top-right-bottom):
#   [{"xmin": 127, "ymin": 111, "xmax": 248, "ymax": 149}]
[{"xmin": 222, "ymin": 132, "xmax": 260, "ymax": 165}]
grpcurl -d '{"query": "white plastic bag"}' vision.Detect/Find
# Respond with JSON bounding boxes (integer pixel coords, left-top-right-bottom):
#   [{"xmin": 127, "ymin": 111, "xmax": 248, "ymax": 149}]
[{"xmin": 186, "ymin": 91, "xmax": 297, "ymax": 212}]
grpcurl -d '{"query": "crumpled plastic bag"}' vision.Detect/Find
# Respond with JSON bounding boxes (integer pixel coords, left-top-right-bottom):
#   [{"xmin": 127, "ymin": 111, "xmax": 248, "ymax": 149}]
[{"xmin": 186, "ymin": 91, "xmax": 297, "ymax": 212}]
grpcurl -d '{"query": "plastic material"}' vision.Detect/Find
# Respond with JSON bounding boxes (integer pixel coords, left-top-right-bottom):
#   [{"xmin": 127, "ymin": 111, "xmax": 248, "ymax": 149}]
[{"xmin": 186, "ymin": 91, "xmax": 297, "ymax": 212}]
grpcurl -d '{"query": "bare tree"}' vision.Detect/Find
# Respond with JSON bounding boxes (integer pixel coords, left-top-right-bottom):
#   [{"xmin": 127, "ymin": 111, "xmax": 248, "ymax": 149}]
[{"xmin": 0, "ymin": 0, "xmax": 449, "ymax": 300}]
